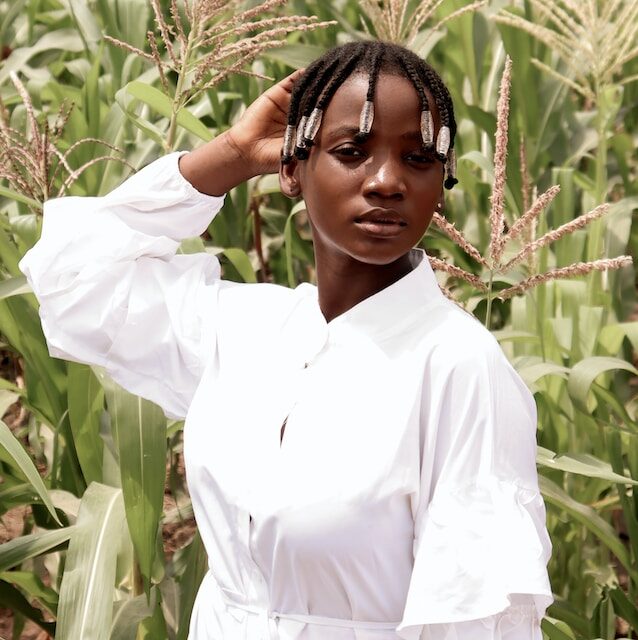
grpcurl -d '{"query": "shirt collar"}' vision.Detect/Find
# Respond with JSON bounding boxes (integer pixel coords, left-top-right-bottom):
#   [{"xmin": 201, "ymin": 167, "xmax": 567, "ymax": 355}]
[
  {"xmin": 325, "ymin": 248, "xmax": 446, "ymax": 341},
  {"xmin": 286, "ymin": 249, "xmax": 447, "ymax": 366}
]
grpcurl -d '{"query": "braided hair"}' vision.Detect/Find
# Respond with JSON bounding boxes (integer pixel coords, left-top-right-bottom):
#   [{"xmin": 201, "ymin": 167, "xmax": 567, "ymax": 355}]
[{"xmin": 281, "ymin": 41, "xmax": 458, "ymax": 190}]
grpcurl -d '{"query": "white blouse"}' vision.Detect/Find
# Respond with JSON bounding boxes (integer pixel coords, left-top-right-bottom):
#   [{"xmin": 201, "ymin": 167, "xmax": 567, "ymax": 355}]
[{"xmin": 19, "ymin": 152, "xmax": 553, "ymax": 640}]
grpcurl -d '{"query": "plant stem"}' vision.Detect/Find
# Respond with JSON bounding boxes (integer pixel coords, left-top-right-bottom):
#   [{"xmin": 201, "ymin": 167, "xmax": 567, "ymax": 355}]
[
  {"xmin": 586, "ymin": 82, "xmax": 608, "ymax": 305},
  {"xmin": 485, "ymin": 271, "xmax": 494, "ymax": 330},
  {"xmin": 166, "ymin": 30, "xmax": 194, "ymax": 151}
]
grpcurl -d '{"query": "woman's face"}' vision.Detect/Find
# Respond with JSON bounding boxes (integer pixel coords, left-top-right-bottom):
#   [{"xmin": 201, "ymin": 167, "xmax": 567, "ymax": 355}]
[{"xmin": 280, "ymin": 71, "xmax": 444, "ymax": 267}]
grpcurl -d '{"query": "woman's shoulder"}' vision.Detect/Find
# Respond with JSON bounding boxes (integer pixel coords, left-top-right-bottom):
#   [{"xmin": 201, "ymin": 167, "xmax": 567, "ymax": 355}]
[
  {"xmin": 217, "ymin": 278, "xmax": 312, "ymax": 308},
  {"xmin": 215, "ymin": 278, "xmax": 316, "ymax": 333},
  {"xmin": 417, "ymin": 297, "xmax": 506, "ymax": 366}
]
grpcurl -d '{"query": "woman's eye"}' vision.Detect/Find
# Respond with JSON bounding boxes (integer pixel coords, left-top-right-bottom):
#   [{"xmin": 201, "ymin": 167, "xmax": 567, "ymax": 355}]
[
  {"xmin": 406, "ymin": 152, "xmax": 435, "ymax": 164},
  {"xmin": 334, "ymin": 146, "xmax": 364, "ymax": 159}
]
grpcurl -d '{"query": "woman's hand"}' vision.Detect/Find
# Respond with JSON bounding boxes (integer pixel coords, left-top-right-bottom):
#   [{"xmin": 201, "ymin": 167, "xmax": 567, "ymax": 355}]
[
  {"xmin": 180, "ymin": 70, "xmax": 303, "ymax": 196},
  {"xmin": 227, "ymin": 68, "xmax": 304, "ymax": 176}
]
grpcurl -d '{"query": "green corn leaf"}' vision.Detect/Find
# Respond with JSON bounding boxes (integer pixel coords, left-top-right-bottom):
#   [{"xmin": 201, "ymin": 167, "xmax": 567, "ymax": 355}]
[
  {"xmin": 56, "ymin": 483, "xmax": 125, "ymax": 640},
  {"xmin": 491, "ymin": 329, "xmax": 540, "ymax": 344},
  {"xmin": 540, "ymin": 617, "xmax": 577, "ymax": 640},
  {"xmin": 567, "ymin": 356, "xmax": 638, "ymax": 412},
  {"xmin": 0, "ymin": 275, "xmax": 30, "ymax": 300},
  {"xmin": 0, "ymin": 482, "xmax": 39, "ymax": 514},
  {"xmin": 540, "ymin": 475, "xmax": 638, "ymax": 582},
  {"xmin": 0, "ymin": 185, "xmax": 41, "ymax": 209},
  {"xmin": 537, "ymin": 447, "xmax": 637, "ymax": 484},
  {"xmin": 263, "ymin": 44, "xmax": 326, "ymax": 69},
  {"xmin": 0, "ymin": 579, "xmax": 55, "ymax": 635},
  {"xmin": 0, "ymin": 29, "xmax": 84, "ymax": 83},
  {"xmin": 110, "ymin": 588, "xmax": 157, "ymax": 640},
  {"xmin": 517, "ymin": 360, "xmax": 570, "ymax": 386},
  {"xmin": 608, "ymin": 586, "xmax": 638, "ymax": 630},
  {"xmin": 67, "ymin": 0, "xmax": 102, "ymax": 51},
  {"xmin": 0, "ymin": 419, "xmax": 61, "ymax": 524},
  {"xmin": 0, "ymin": 526, "xmax": 74, "ymax": 572},
  {"xmin": 99, "ymin": 373, "xmax": 166, "ymax": 595},
  {"xmin": 125, "ymin": 81, "xmax": 213, "ymax": 142},
  {"xmin": 222, "ymin": 247, "xmax": 257, "ymax": 283},
  {"xmin": 546, "ymin": 599, "xmax": 591, "ymax": 638},
  {"xmin": 174, "ymin": 532, "xmax": 208, "ymax": 640},
  {"xmin": 255, "ymin": 174, "xmax": 282, "ymax": 196},
  {"xmin": 0, "ymin": 570, "xmax": 58, "ymax": 614},
  {"xmin": 284, "ymin": 201, "xmax": 309, "ymax": 288},
  {"xmin": 67, "ymin": 363, "xmax": 104, "ymax": 485}
]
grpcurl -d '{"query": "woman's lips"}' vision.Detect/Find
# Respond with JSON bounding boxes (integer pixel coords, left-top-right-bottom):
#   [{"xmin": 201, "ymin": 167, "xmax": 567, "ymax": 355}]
[{"xmin": 354, "ymin": 209, "xmax": 407, "ymax": 237}]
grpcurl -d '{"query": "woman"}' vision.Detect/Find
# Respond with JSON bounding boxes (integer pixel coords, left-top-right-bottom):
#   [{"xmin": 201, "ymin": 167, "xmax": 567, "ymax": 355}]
[{"xmin": 20, "ymin": 41, "xmax": 552, "ymax": 639}]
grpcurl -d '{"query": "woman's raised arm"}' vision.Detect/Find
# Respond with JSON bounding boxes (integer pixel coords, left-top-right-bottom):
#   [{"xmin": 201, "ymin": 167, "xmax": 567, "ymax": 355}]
[{"xmin": 19, "ymin": 71, "xmax": 301, "ymax": 419}]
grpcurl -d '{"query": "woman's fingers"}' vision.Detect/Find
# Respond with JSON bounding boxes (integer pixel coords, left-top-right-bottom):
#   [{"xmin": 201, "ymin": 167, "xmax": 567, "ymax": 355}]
[
  {"xmin": 262, "ymin": 68, "xmax": 306, "ymax": 109},
  {"xmin": 277, "ymin": 68, "xmax": 306, "ymax": 93}
]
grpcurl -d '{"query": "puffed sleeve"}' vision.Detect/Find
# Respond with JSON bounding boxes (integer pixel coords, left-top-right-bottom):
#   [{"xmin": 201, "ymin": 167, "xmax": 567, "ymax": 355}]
[
  {"xmin": 18, "ymin": 152, "xmax": 225, "ymax": 420},
  {"xmin": 396, "ymin": 326, "xmax": 553, "ymax": 640}
]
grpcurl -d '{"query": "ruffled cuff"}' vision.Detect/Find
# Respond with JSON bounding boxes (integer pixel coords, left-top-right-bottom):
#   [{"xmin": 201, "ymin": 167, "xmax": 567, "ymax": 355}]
[
  {"xmin": 396, "ymin": 478, "xmax": 552, "ymax": 640},
  {"xmin": 420, "ymin": 599, "xmax": 541, "ymax": 639}
]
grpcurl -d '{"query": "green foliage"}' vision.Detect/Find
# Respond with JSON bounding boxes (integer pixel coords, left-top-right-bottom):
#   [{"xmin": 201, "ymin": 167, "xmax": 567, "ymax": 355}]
[{"xmin": 0, "ymin": 1, "xmax": 636, "ymax": 639}]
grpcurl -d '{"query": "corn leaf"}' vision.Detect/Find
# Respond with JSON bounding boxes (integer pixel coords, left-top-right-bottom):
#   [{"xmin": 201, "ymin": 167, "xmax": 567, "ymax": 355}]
[
  {"xmin": 537, "ymin": 446, "xmax": 638, "ymax": 484},
  {"xmin": 0, "ymin": 579, "xmax": 55, "ymax": 634},
  {"xmin": 0, "ymin": 570, "xmax": 58, "ymax": 614},
  {"xmin": 110, "ymin": 588, "xmax": 157, "ymax": 640},
  {"xmin": 567, "ymin": 356, "xmax": 638, "ymax": 412},
  {"xmin": 56, "ymin": 482, "xmax": 125, "ymax": 640},
  {"xmin": 125, "ymin": 81, "xmax": 213, "ymax": 142},
  {"xmin": 0, "ymin": 419, "xmax": 61, "ymax": 524},
  {"xmin": 540, "ymin": 475, "xmax": 638, "ymax": 582},
  {"xmin": 67, "ymin": 363, "xmax": 104, "ymax": 485},
  {"xmin": 100, "ymin": 374, "xmax": 166, "ymax": 595},
  {"xmin": 222, "ymin": 247, "xmax": 257, "ymax": 283},
  {"xmin": 0, "ymin": 526, "xmax": 74, "ymax": 572},
  {"xmin": 0, "ymin": 185, "xmax": 41, "ymax": 209}
]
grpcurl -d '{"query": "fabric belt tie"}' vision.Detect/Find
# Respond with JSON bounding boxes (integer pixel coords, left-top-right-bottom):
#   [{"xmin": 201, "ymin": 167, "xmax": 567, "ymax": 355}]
[{"xmin": 215, "ymin": 578, "xmax": 401, "ymax": 639}]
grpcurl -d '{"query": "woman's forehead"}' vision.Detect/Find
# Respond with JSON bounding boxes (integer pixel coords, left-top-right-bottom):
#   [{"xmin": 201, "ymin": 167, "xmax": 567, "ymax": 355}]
[{"xmin": 320, "ymin": 72, "xmax": 441, "ymax": 134}]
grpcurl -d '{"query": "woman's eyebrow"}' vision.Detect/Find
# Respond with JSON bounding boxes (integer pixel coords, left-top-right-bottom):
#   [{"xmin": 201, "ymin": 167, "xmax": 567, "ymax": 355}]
[
  {"xmin": 324, "ymin": 125, "xmax": 360, "ymax": 140},
  {"xmin": 324, "ymin": 126, "xmax": 425, "ymax": 143},
  {"xmin": 401, "ymin": 131, "xmax": 424, "ymax": 142}
]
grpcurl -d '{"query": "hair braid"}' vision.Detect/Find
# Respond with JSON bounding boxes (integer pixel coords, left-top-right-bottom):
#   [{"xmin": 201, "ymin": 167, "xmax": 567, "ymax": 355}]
[
  {"xmin": 353, "ymin": 43, "xmax": 384, "ymax": 143},
  {"xmin": 396, "ymin": 54, "xmax": 435, "ymax": 149},
  {"xmin": 315, "ymin": 45, "xmax": 366, "ymax": 112},
  {"xmin": 421, "ymin": 65, "xmax": 456, "ymax": 142},
  {"xmin": 301, "ymin": 55, "xmax": 342, "ymax": 119},
  {"xmin": 366, "ymin": 44, "xmax": 383, "ymax": 102},
  {"xmin": 287, "ymin": 58, "xmax": 325, "ymax": 127}
]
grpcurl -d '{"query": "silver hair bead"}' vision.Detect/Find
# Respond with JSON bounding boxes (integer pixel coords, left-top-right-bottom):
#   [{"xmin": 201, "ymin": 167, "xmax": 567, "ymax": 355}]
[
  {"xmin": 304, "ymin": 108, "xmax": 323, "ymax": 141},
  {"xmin": 359, "ymin": 100, "xmax": 374, "ymax": 135},
  {"xmin": 420, "ymin": 110, "xmax": 434, "ymax": 147},
  {"xmin": 282, "ymin": 124, "xmax": 295, "ymax": 158},
  {"xmin": 436, "ymin": 125, "xmax": 451, "ymax": 157},
  {"xmin": 296, "ymin": 116, "xmax": 308, "ymax": 149},
  {"xmin": 446, "ymin": 148, "xmax": 456, "ymax": 178}
]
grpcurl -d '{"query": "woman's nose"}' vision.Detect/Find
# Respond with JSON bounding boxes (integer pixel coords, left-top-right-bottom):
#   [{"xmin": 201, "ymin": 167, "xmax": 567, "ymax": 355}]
[{"xmin": 362, "ymin": 155, "xmax": 406, "ymax": 200}]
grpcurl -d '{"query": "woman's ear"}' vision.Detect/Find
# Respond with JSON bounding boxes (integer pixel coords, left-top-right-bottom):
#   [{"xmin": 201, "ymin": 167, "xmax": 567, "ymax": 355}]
[{"xmin": 279, "ymin": 157, "xmax": 302, "ymax": 198}]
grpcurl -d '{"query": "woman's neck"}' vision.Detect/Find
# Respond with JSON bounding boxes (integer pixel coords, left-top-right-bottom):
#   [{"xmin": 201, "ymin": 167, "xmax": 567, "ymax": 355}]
[{"xmin": 313, "ymin": 247, "xmax": 413, "ymax": 323}]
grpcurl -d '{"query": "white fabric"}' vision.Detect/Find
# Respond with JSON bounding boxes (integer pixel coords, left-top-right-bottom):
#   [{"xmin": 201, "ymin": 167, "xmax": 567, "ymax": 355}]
[{"xmin": 20, "ymin": 152, "xmax": 553, "ymax": 639}]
